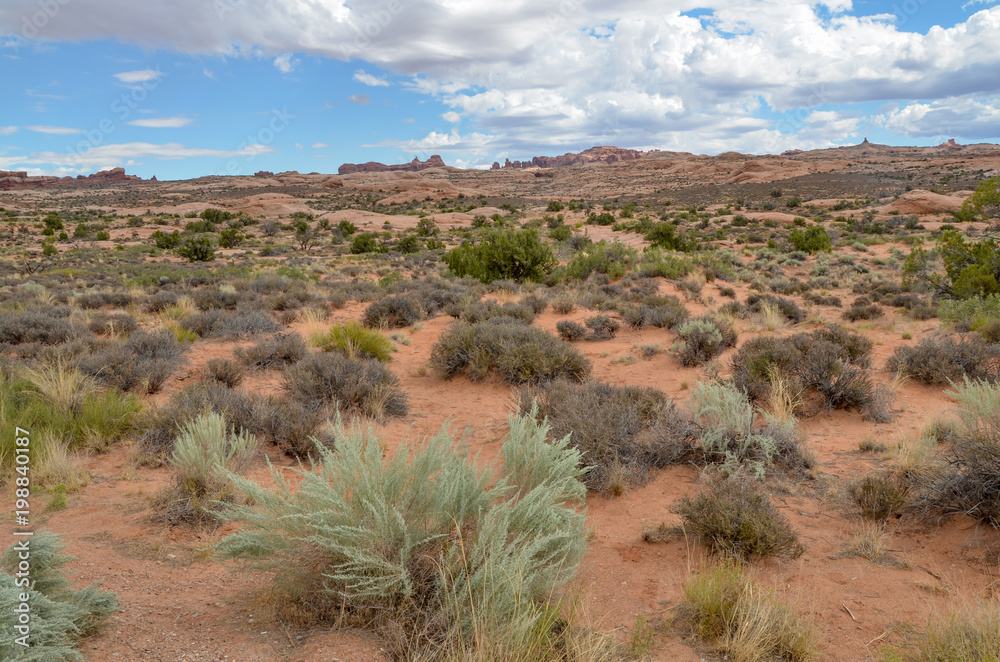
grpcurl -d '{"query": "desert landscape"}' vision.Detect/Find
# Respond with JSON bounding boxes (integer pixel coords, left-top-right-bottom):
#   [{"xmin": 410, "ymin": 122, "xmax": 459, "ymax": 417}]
[{"xmin": 1, "ymin": 140, "xmax": 1000, "ymax": 661}]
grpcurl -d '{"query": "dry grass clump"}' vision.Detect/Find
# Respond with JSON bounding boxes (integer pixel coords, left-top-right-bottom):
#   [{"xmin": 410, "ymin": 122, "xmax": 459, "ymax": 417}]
[
  {"xmin": 886, "ymin": 335, "xmax": 1000, "ymax": 385},
  {"xmin": 520, "ymin": 379, "xmax": 696, "ymax": 494},
  {"xmin": 310, "ymin": 320, "xmax": 394, "ymax": 362},
  {"xmin": 675, "ymin": 476, "xmax": 805, "ymax": 562},
  {"xmin": 431, "ymin": 320, "xmax": 591, "ymax": 385},
  {"xmin": 881, "ymin": 604, "xmax": 1000, "ymax": 661},
  {"xmin": 681, "ymin": 561, "xmax": 815, "ymax": 662},
  {"xmin": 283, "ymin": 352, "xmax": 408, "ymax": 421},
  {"xmin": 848, "ymin": 474, "xmax": 910, "ymax": 521},
  {"xmin": 212, "ymin": 409, "xmax": 622, "ymax": 661}
]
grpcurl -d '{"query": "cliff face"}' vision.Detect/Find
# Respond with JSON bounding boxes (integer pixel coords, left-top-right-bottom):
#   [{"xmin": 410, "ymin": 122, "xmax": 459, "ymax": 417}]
[
  {"xmin": 491, "ymin": 146, "xmax": 647, "ymax": 170},
  {"xmin": 0, "ymin": 167, "xmax": 143, "ymax": 190},
  {"xmin": 338, "ymin": 155, "xmax": 446, "ymax": 175}
]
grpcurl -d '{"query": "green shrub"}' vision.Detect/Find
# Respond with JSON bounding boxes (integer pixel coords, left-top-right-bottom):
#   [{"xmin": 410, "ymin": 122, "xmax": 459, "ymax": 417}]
[
  {"xmin": 313, "ymin": 320, "xmax": 393, "ymax": 362},
  {"xmin": 960, "ymin": 174, "xmax": 1000, "ymax": 221},
  {"xmin": 682, "ymin": 561, "xmax": 814, "ymax": 662},
  {"xmin": 219, "ymin": 228, "xmax": 245, "ymax": 248},
  {"xmin": 213, "ymin": 409, "xmax": 591, "ymax": 660},
  {"xmin": 675, "ymin": 476, "xmax": 805, "ymax": 561},
  {"xmin": 337, "ymin": 219, "xmax": 356, "ymax": 235},
  {"xmin": 645, "ymin": 222, "xmax": 696, "ymax": 251},
  {"xmin": 350, "ymin": 232, "xmax": 381, "ymax": 254},
  {"xmin": 445, "ymin": 228, "xmax": 557, "ymax": 283},
  {"xmin": 521, "ymin": 380, "xmax": 695, "ymax": 493},
  {"xmin": 284, "ymin": 352, "xmax": 408, "ymax": 421},
  {"xmin": 0, "ymin": 533, "xmax": 118, "ymax": 661},
  {"xmin": 788, "ymin": 226, "xmax": 831, "ymax": 254},
  {"xmin": 175, "ymin": 235, "xmax": 215, "ymax": 262},
  {"xmin": 431, "ymin": 320, "xmax": 590, "ymax": 385},
  {"xmin": 562, "ymin": 241, "xmax": 638, "ymax": 281}
]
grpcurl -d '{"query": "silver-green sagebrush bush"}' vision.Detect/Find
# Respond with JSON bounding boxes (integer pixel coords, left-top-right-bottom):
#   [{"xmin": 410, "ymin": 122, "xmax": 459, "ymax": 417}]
[
  {"xmin": 213, "ymin": 406, "xmax": 593, "ymax": 660},
  {"xmin": 0, "ymin": 532, "xmax": 118, "ymax": 661}
]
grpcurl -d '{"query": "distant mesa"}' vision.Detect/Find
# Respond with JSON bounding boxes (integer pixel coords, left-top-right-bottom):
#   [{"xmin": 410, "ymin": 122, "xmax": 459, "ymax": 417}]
[
  {"xmin": 939, "ymin": 138, "xmax": 962, "ymax": 150},
  {"xmin": 490, "ymin": 146, "xmax": 646, "ymax": 170},
  {"xmin": 0, "ymin": 167, "xmax": 143, "ymax": 190},
  {"xmin": 254, "ymin": 170, "xmax": 275, "ymax": 177},
  {"xmin": 338, "ymin": 155, "xmax": 446, "ymax": 175}
]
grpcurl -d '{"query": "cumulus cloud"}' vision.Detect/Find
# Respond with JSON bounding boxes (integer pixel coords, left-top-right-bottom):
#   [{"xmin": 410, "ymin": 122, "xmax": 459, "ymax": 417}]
[
  {"xmin": 311, "ymin": 142, "xmax": 328, "ymax": 148},
  {"xmin": 875, "ymin": 96, "xmax": 1000, "ymax": 139},
  {"xmin": 128, "ymin": 116, "xmax": 194, "ymax": 128},
  {"xmin": 273, "ymin": 53, "xmax": 299, "ymax": 73},
  {"xmin": 113, "ymin": 69, "xmax": 162, "ymax": 84},
  {"xmin": 26, "ymin": 125, "xmax": 81, "ymax": 135},
  {"xmin": 353, "ymin": 69, "xmax": 389, "ymax": 86},
  {"xmin": 0, "ymin": 126, "xmax": 17, "ymax": 135},
  {"xmin": 348, "ymin": 94, "xmax": 370, "ymax": 105},
  {"xmin": 1, "ymin": 1, "xmax": 999, "ymax": 155}
]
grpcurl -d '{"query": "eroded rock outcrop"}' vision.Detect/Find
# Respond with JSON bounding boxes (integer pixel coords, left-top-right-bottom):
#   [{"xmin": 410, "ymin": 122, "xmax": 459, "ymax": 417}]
[
  {"xmin": 0, "ymin": 167, "xmax": 142, "ymax": 190},
  {"xmin": 338, "ymin": 155, "xmax": 446, "ymax": 175}
]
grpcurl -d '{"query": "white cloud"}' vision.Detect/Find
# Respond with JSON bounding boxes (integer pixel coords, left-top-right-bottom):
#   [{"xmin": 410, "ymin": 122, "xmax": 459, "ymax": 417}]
[
  {"xmin": 311, "ymin": 142, "xmax": 328, "ymax": 148},
  {"xmin": 26, "ymin": 125, "xmax": 82, "ymax": 135},
  {"xmin": 0, "ymin": 1, "xmax": 998, "ymax": 154},
  {"xmin": 0, "ymin": 142, "xmax": 273, "ymax": 171},
  {"xmin": 203, "ymin": 68, "xmax": 216, "ymax": 79},
  {"xmin": 963, "ymin": 0, "xmax": 999, "ymax": 10},
  {"xmin": 273, "ymin": 52, "xmax": 299, "ymax": 73},
  {"xmin": 113, "ymin": 69, "xmax": 162, "ymax": 84},
  {"xmin": 295, "ymin": 142, "xmax": 303, "ymax": 149},
  {"xmin": 348, "ymin": 94, "xmax": 370, "ymax": 105},
  {"xmin": 875, "ymin": 96, "xmax": 1000, "ymax": 139},
  {"xmin": 442, "ymin": 111, "xmax": 461, "ymax": 123},
  {"xmin": 127, "ymin": 116, "xmax": 194, "ymax": 128},
  {"xmin": 353, "ymin": 69, "xmax": 389, "ymax": 86},
  {"xmin": 0, "ymin": 126, "xmax": 17, "ymax": 135}
]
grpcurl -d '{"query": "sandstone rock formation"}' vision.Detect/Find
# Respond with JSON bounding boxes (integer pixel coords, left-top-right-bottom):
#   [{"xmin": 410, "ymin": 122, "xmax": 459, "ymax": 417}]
[
  {"xmin": 338, "ymin": 155, "xmax": 446, "ymax": 175},
  {"xmin": 495, "ymin": 146, "xmax": 647, "ymax": 170},
  {"xmin": 0, "ymin": 167, "xmax": 142, "ymax": 190}
]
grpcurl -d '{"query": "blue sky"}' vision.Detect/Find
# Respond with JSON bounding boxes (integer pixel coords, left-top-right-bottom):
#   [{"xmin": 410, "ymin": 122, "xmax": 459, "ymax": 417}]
[{"xmin": 1, "ymin": 0, "xmax": 999, "ymax": 180}]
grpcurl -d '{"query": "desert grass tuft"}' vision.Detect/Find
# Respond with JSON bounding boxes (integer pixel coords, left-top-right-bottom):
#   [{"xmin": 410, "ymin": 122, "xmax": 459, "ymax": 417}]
[{"xmin": 681, "ymin": 561, "xmax": 815, "ymax": 662}]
